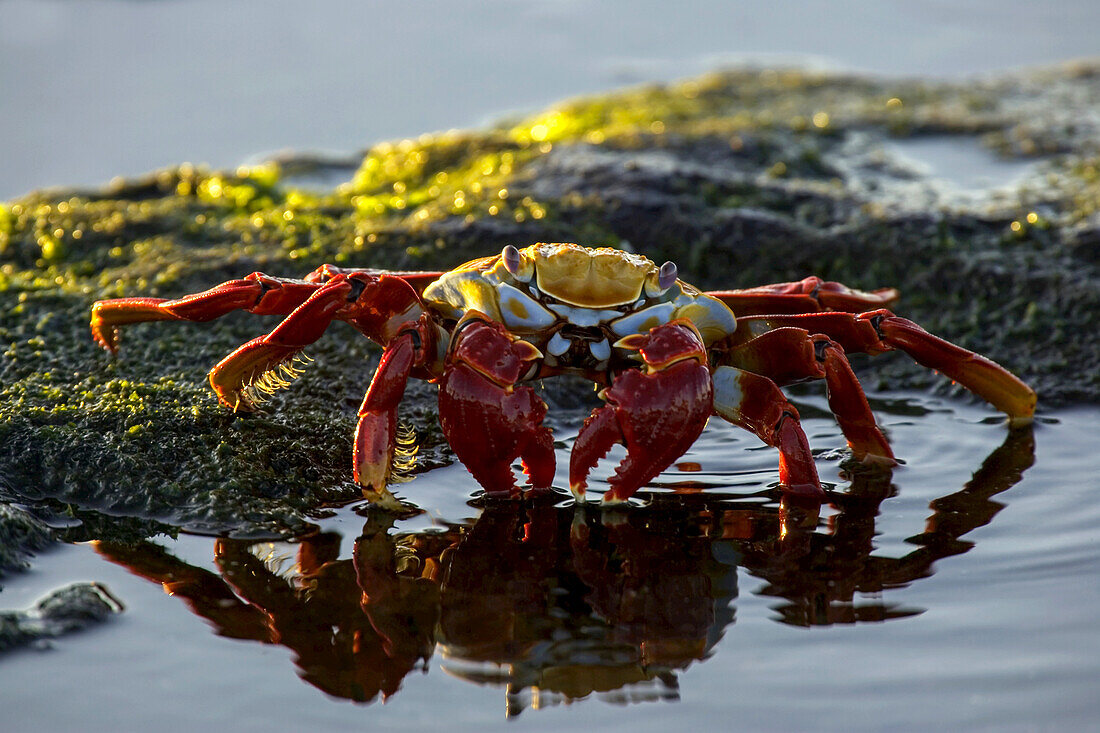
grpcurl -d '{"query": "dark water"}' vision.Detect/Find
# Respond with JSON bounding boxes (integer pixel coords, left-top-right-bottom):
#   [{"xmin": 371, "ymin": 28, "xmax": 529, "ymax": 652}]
[{"xmin": 1, "ymin": 393, "xmax": 1097, "ymax": 731}]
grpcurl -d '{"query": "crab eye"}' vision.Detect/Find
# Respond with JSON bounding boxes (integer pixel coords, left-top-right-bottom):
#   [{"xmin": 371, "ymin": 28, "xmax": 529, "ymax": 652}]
[
  {"xmin": 500, "ymin": 245, "xmax": 534, "ymax": 283},
  {"xmin": 658, "ymin": 261, "xmax": 678, "ymax": 290},
  {"xmin": 502, "ymin": 246, "xmax": 522, "ymax": 276}
]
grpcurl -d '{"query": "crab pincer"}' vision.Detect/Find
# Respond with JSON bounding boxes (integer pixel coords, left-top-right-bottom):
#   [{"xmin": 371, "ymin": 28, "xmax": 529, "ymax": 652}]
[
  {"xmin": 437, "ymin": 316, "xmax": 554, "ymax": 496},
  {"xmin": 570, "ymin": 320, "xmax": 714, "ymax": 504}
]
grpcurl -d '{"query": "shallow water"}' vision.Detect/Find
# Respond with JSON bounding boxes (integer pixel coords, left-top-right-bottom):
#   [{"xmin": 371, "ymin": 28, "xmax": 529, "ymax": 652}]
[
  {"xmin": 1, "ymin": 392, "xmax": 1097, "ymax": 731},
  {"xmin": 885, "ymin": 136, "xmax": 1041, "ymax": 192}
]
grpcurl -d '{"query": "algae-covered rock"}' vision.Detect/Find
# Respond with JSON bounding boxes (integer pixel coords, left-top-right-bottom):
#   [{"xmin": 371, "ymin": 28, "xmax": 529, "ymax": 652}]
[{"xmin": 1, "ymin": 64, "xmax": 1099, "ymax": 561}]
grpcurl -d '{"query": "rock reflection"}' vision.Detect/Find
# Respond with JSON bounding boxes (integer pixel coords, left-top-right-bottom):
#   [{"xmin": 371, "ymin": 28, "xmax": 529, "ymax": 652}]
[{"xmin": 94, "ymin": 426, "xmax": 1033, "ymax": 715}]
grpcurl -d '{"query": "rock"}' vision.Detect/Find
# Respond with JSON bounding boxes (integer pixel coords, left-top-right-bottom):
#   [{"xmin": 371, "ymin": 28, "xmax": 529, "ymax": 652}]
[
  {"xmin": 0, "ymin": 582, "xmax": 123, "ymax": 653},
  {"xmin": 0, "ymin": 504, "xmax": 53, "ymax": 577}
]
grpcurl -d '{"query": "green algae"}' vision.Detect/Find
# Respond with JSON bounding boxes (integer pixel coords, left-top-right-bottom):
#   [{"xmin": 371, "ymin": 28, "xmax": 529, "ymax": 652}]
[{"xmin": 1, "ymin": 64, "xmax": 1099, "ymax": 563}]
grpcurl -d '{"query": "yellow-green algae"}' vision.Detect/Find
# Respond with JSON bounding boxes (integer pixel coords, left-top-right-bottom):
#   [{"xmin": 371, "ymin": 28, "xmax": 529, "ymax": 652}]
[{"xmin": 1, "ymin": 65, "xmax": 1099, "ymax": 555}]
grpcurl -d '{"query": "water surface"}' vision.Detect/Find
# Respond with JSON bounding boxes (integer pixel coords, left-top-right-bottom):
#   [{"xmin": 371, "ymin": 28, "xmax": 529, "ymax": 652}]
[
  {"xmin": 4, "ymin": 0, "xmax": 1100, "ymax": 198},
  {"xmin": 1, "ymin": 393, "xmax": 1096, "ymax": 731}
]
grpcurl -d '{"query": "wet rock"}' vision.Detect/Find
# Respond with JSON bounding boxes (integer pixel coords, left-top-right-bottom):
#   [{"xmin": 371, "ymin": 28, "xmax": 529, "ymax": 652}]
[
  {"xmin": 0, "ymin": 582, "xmax": 123, "ymax": 653},
  {"xmin": 1066, "ymin": 222, "xmax": 1100, "ymax": 263},
  {"xmin": 0, "ymin": 504, "xmax": 54, "ymax": 577}
]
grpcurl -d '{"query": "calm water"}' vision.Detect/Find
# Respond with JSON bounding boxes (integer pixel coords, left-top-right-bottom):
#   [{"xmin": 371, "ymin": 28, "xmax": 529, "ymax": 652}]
[
  {"xmin": 1, "ymin": 393, "xmax": 1097, "ymax": 732},
  {"xmin": 4, "ymin": 0, "xmax": 1100, "ymax": 199}
]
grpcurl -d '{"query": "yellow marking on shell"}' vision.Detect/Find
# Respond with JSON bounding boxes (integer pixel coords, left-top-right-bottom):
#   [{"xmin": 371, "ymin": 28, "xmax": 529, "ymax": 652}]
[
  {"xmin": 457, "ymin": 277, "xmax": 502, "ymax": 320},
  {"xmin": 674, "ymin": 297, "xmax": 738, "ymax": 345},
  {"xmin": 423, "ymin": 245, "xmax": 737, "ymax": 348},
  {"xmin": 529, "ymin": 242, "xmax": 656, "ymax": 308},
  {"xmin": 421, "ymin": 267, "xmax": 503, "ymax": 322},
  {"xmin": 449, "ymin": 254, "xmax": 498, "ymax": 275},
  {"xmin": 506, "ymin": 297, "xmax": 529, "ymax": 320}
]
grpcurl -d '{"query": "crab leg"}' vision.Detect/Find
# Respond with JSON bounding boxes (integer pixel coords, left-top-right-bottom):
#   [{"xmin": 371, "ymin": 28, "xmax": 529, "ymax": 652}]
[
  {"xmin": 873, "ymin": 313, "xmax": 1036, "ymax": 425},
  {"xmin": 570, "ymin": 321, "xmax": 713, "ymax": 504},
  {"xmin": 723, "ymin": 326, "xmax": 824, "ymax": 386},
  {"xmin": 208, "ymin": 278, "xmax": 353, "ymax": 411},
  {"xmin": 736, "ymin": 310, "xmax": 1036, "ymax": 424},
  {"xmin": 353, "ymin": 314, "xmax": 438, "ymax": 498},
  {"xmin": 731, "ymin": 312, "xmax": 887, "ymax": 355},
  {"xmin": 707, "ymin": 277, "xmax": 899, "ymax": 317},
  {"xmin": 354, "ymin": 333, "xmax": 416, "ymax": 492},
  {"xmin": 305, "ymin": 263, "xmax": 445, "ymax": 296},
  {"xmin": 90, "ymin": 273, "xmax": 325, "ymax": 353},
  {"xmin": 437, "ymin": 316, "xmax": 551, "ymax": 496},
  {"xmin": 818, "ymin": 340, "xmax": 896, "ymax": 464},
  {"xmin": 724, "ymin": 328, "xmax": 894, "ymax": 464},
  {"xmin": 711, "ymin": 366, "xmax": 824, "ymax": 498}
]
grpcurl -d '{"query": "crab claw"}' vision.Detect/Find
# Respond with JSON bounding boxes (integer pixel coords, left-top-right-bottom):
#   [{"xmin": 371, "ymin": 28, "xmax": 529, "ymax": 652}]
[
  {"xmin": 570, "ymin": 320, "xmax": 714, "ymax": 504},
  {"xmin": 437, "ymin": 317, "xmax": 554, "ymax": 496}
]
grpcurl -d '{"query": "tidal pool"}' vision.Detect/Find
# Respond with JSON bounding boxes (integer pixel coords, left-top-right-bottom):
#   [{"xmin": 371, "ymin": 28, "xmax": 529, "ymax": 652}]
[{"xmin": 0, "ymin": 392, "xmax": 1096, "ymax": 731}]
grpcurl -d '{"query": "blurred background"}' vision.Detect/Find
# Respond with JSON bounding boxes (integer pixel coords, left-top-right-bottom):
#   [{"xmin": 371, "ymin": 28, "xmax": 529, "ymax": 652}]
[{"xmin": 2, "ymin": 0, "xmax": 1099, "ymax": 200}]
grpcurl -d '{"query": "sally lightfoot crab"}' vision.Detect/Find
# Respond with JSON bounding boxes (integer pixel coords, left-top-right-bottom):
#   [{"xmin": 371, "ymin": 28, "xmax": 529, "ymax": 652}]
[{"xmin": 90, "ymin": 243, "xmax": 1036, "ymax": 504}]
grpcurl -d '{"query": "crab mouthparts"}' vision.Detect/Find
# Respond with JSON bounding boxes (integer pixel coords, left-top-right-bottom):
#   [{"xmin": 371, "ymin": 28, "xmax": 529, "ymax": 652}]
[{"xmin": 545, "ymin": 326, "xmax": 614, "ymax": 366}]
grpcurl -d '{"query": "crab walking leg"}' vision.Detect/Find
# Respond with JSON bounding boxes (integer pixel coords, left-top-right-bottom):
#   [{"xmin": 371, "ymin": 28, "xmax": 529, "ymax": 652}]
[
  {"xmin": 305, "ymin": 263, "xmax": 446, "ymax": 297},
  {"xmin": 354, "ymin": 333, "xmax": 417, "ymax": 492},
  {"xmin": 723, "ymin": 326, "xmax": 824, "ymax": 386},
  {"xmin": 818, "ymin": 340, "xmax": 896, "ymax": 464},
  {"xmin": 436, "ymin": 317, "xmax": 551, "ymax": 496},
  {"xmin": 209, "ymin": 278, "xmax": 353, "ymax": 411},
  {"xmin": 90, "ymin": 274, "xmax": 325, "ymax": 353},
  {"xmin": 736, "ymin": 310, "xmax": 1037, "ymax": 424},
  {"xmin": 724, "ymin": 327, "xmax": 894, "ymax": 464},
  {"xmin": 706, "ymin": 277, "xmax": 899, "ymax": 317},
  {"xmin": 711, "ymin": 366, "xmax": 824, "ymax": 498},
  {"xmin": 570, "ymin": 321, "xmax": 714, "ymax": 504},
  {"xmin": 873, "ymin": 314, "xmax": 1036, "ymax": 425}
]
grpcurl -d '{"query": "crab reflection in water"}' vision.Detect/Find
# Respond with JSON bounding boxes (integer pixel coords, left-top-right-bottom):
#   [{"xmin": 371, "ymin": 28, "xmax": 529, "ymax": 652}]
[{"xmin": 94, "ymin": 425, "xmax": 1033, "ymax": 715}]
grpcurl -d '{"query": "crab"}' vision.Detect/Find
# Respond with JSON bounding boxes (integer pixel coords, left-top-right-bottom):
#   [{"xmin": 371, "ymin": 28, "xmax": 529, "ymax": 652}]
[{"xmin": 90, "ymin": 243, "xmax": 1036, "ymax": 504}]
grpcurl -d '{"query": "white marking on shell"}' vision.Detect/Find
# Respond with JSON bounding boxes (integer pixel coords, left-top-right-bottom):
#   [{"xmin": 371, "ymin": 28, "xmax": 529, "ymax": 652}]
[
  {"xmin": 496, "ymin": 283, "xmax": 557, "ymax": 331},
  {"xmin": 589, "ymin": 338, "xmax": 611, "ymax": 362},
  {"xmin": 609, "ymin": 302, "xmax": 676, "ymax": 336},
  {"xmin": 547, "ymin": 332, "xmax": 572, "ymax": 356},
  {"xmin": 547, "ymin": 303, "xmax": 622, "ymax": 327},
  {"xmin": 711, "ymin": 366, "xmax": 746, "ymax": 421}
]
